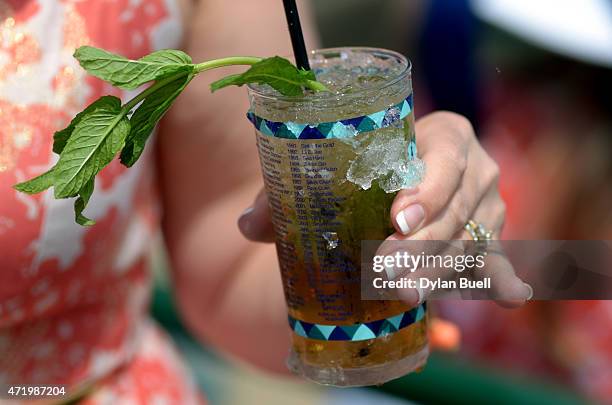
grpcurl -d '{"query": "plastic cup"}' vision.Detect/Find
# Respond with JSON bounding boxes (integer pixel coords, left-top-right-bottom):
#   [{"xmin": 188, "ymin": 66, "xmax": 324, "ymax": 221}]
[{"xmin": 247, "ymin": 47, "xmax": 428, "ymax": 386}]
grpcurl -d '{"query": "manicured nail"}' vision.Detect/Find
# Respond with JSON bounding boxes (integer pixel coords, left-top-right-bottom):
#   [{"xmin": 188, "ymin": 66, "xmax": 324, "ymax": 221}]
[
  {"xmin": 240, "ymin": 207, "xmax": 254, "ymax": 218},
  {"xmin": 384, "ymin": 265, "xmax": 397, "ymax": 280},
  {"xmin": 398, "ymin": 285, "xmax": 427, "ymax": 307},
  {"xmin": 415, "ymin": 286, "xmax": 426, "ymax": 305},
  {"xmin": 238, "ymin": 207, "xmax": 254, "ymax": 235},
  {"xmin": 523, "ymin": 283, "xmax": 533, "ymax": 300},
  {"xmin": 395, "ymin": 205, "xmax": 425, "ymax": 235}
]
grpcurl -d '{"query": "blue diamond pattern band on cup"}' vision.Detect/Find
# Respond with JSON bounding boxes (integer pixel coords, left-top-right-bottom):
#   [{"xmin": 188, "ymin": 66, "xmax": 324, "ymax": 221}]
[
  {"xmin": 288, "ymin": 303, "xmax": 426, "ymax": 342},
  {"xmin": 247, "ymin": 95, "xmax": 413, "ymax": 140}
]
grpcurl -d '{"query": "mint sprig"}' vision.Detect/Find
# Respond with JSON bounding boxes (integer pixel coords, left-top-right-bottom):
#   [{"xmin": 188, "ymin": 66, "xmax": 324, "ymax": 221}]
[
  {"xmin": 120, "ymin": 73, "xmax": 194, "ymax": 167},
  {"xmin": 210, "ymin": 56, "xmax": 327, "ymax": 96},
  {"xmin": 74, "ymin": 47, "xmax": 193, "ymax": 89},
  {"xmin": 14, "ymin": 46, "xmax": 327, "ymax": 225},
  {"xmin": 54, "ymin": 96, "xmax": 129, "ymax": 199}
]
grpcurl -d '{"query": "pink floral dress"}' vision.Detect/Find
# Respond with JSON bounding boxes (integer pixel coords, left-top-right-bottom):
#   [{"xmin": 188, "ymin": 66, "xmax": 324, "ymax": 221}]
[{"xmin": 0, "ymin": 1, "xmax": 203, "ymax": 403}]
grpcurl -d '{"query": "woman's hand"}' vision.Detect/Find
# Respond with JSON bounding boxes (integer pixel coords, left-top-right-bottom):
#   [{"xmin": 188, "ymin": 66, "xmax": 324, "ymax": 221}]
[
  {"xmin": 386, "ymin": 112, "xmax": 532, "ymax": 306},
  {"xmin": 240, "ymin": 112, "xmax": 504, "ymax": 242},
  {"xmin": 241, "ymin": 112, "xmax": 507, "ymax": 243},
  {"xmin": 389, "ymin": 111, "xmax": 503, "ymax": 241},
  {"xmin": 239, "ymin": 111, "xmax": 532, "ymax": 313}
]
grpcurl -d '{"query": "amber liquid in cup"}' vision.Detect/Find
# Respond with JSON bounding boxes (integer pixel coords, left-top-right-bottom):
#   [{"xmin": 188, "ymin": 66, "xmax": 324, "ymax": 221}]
[{"xmin": 248, "ymin": 48, "xmax": 428, "ymax": 386}]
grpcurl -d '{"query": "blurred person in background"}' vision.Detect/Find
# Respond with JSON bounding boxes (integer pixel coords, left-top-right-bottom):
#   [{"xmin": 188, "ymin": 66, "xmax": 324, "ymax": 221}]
[
  {"xmin": 418, "ymin": 0, "xmax": 612, "ymax": 402},
  {"xmin": 0, "ymin": 0, "xmax": 528, "ymax": 403}
]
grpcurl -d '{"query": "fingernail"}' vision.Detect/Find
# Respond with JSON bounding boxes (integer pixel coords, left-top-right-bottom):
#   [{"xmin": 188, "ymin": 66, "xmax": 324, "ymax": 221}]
[
  {"xmin": 523, "ymin": 283, "xmax": 533, "ymax": 300},
  {"xmin": 238, "ymin": 207, "xmax": 254, "ymax": 235},
  {"xmin": 398, "ymin": 285, "xmax": 427, "ymax": 307},
  {"xmin": 240, "ymin": 207, "xmax": 254, "ymax": 219},
  {"xmin": 395, "ymin": 205, "xmax": 425, "ymax": 235},
  {"xmin": 384, "ymin": 265, "xmax": 397, "ymax": 280},
  {"xmin": 415, "ymin": 286, "xmax": 426, "ymax": 305}
]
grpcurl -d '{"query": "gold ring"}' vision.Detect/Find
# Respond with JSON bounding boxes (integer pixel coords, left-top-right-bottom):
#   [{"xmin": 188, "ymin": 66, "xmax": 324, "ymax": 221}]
[{"xmin": 465, "ymin": 220, "xmax": 493, "ymax": 256}]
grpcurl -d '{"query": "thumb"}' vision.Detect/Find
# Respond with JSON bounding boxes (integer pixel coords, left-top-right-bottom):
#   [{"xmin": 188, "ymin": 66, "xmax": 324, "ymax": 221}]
[{"xmin": 238, "ymin": 189, "xmax": 276, "ymax": 243}]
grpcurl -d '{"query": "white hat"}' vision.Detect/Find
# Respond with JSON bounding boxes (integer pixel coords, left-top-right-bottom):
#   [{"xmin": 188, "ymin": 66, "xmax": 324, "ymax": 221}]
[{"xmin": 471, "ymin": 0, "xmax": 612, "ymax": 68}]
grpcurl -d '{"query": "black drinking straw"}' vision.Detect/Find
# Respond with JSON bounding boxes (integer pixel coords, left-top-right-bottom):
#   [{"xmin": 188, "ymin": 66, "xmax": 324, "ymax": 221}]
[{"xmin": 282, "ymin": 0, "xmax": 311, "ymax": 70}]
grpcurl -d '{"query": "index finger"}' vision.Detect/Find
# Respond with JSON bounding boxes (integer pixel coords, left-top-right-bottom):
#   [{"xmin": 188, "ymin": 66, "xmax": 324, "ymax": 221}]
[{"xmin": 391, "ymin": 112, "xmax": 472, "ymax": 236}]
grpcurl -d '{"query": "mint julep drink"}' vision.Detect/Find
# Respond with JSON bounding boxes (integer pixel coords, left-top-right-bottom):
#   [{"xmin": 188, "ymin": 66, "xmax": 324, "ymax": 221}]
[{"xmin": 247, "ymin": 48, "xmax": 427, "ymax": 386}]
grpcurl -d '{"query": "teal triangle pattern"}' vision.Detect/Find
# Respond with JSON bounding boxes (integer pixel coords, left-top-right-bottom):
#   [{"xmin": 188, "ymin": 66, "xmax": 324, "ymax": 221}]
[
  {"xmin": 386, "ymin": 313, "xmax": 404, "ymax": 330},
  {"xmin": 286, "ymin": 122, "xmax": 307, "ymax": 137},
  {"xmin": 353, "ymin": 324, "xmax": 377, "ymax": 341},
  {"xmin": 415, "ymin": 305, "xmax": 425, "ymax": 322},
  {"xmin": 308, "ymin": 326, "xmax": 326, "ymax": 340},
  {"xmin": 339, "ymin": 324, "xmax": 361, "ymax": 339},
  {"xmin": 329, "ymin": 122, "xmax": 354, "ymax": 139},
  {"xmin": 408, "ymin": 139, "xmax": 418, "ymax": 160},
  {"xmin": 399, "ymin": 99, "xmax": 412, "ymax": 119},
  {"xmin": 378, "ymin": 320, "xmax": 397, "ymax": 337},
  {"xmin": 247, "ymin": 95, "xmax": 413, "ymax": 139},
  {"xmin": 316, "ymin": 325, "xmax": 336, "ymax": 340},
  {"xmin": 287, "ymin": 303, "xmax": 427, "ymax": 342},
  {"xmin": 275, "ymin": 124, "xmax": 297, "ymax": 139},
  {"xmin": 294, "ymin": 321, "xmax": 308, "ymax": 338},
  {"xmin": 317, "ymin": 122, "xmax": 335, "ymax": 137},
  {"xmin": 357, "ymin": 117, "xmax": 376, "ymax": 132},
  {"xmin": 368, "ymin": 110, "xmax": 386, "ymax": 127},
  {"xmin": 259, "ymin": 121, "xmax": 274, "ymax": 136}
]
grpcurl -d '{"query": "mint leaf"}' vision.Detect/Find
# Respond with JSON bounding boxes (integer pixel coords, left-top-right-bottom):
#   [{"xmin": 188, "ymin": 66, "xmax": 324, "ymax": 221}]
[
  {"xmin": 54, "ymin": 96, "xmax": 130, "ymax": 198},
  {"xmin": 15, "ymin": 47, "xmax": 329, "ymax": 226},
  {"xmin": 210, "ymin": 56, "xmax": 324, "ymax": 96},
  {"xmin": 120, "ymin": 73, "xmax": 193, "ymax": 167},
  {"xmin": 14, "ymin": 167, "xmax": 56, "ymax": 194},
  {"xmin": 75, "ymin": 179, "xmax": 95, "ymax": 226},
  {"xmin": 75, "ymin": 46, "xmax": 193, "ymax": 89},
  {"xmin": 53, "ymin": 96, "xmax": 119, "ymax": 154}
]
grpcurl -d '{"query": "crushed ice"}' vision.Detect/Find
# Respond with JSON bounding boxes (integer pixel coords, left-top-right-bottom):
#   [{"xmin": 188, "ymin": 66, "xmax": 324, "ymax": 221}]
[
  {"xmin": 346, "ymin": 131, "xmax": 426, "ymax": 193},
  {"xmin": 312, "ymin": 50, "xmax": 405, "ymax": 94}
]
